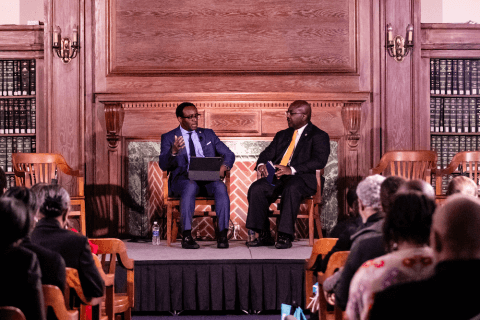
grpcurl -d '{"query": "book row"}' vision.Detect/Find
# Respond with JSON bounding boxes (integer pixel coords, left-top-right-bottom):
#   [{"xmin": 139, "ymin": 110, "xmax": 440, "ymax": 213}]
[
  {"xmin": 430, "ymin": 97, "xmax": 480, "ymax": 133},
  {"xmin": 0, "ymin": 136, "xmax": 36, "ymax": 173},
  {"xmin": 430, "ymin": 135, "xmax": 480, "ymax": 169},
  {"xmin": 0, "ymin": 98, "xmax": 36, "ymax": 134},
  {"xmin": 0, "ymin": 60, "xmax": 36, "ymax": 96},
  {"xmin": 430, "ymin": 59, "xmax": 480, "ymax": 95}
]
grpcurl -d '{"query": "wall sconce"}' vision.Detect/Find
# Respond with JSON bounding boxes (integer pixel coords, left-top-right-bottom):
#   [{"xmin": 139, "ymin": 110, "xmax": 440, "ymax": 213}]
[
  {"xmin": 52, "ymin": 25, "xmax": 80, "ymax": 64},
  {"xmin": 386, "ymin": 24, "xmax": 414, "ymax": 62}
]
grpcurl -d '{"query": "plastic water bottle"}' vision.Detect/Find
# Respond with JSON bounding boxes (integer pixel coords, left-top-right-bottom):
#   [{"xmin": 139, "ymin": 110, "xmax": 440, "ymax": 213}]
[
  {"xmin": 152, "ymin": 221, "xmax": 160, "ymax": 245},
  {"xmin": 248, "ymin": 229, "xmax": 256, "ymax": 242}
]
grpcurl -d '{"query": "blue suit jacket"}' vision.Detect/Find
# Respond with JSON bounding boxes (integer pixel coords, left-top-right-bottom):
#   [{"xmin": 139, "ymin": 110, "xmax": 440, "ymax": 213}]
[{"xmin": 159, "ymin": 126, "xmax": 235, "ymax": 191}]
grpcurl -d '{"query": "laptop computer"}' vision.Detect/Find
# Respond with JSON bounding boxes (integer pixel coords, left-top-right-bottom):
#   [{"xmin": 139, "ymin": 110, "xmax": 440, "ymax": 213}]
[{"xmin": 188, "ymin": 157, "xmax": 223, "ymax": 181}]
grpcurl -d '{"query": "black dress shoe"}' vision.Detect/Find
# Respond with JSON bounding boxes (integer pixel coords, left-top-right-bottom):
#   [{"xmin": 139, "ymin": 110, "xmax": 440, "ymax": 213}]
[
  {"xmin": 275, "ymin": 236, "xmax": 292, "ymax": 249},
  {"xmin": 182, "ymin": 235, "xmax": 200, "ymax": 249},
  {"xmin": 246, "ymin": 233, "xmax": 275, "ymax": 247},
  {"xmin": 217, "ymin": 236, "xmax": 229, "ymax": 249}
]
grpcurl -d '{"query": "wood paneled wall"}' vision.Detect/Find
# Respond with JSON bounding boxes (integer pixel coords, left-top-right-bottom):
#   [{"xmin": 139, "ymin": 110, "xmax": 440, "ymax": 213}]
[{"xmin": 42, "ymin": 0, "xmax": 423, "ymax": 236}]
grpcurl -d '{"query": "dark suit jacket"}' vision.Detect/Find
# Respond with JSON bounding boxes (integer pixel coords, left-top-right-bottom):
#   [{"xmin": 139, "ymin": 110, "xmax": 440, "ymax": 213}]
[
  {"xmin": 256, "ymin": 122, "xmax": 330, "ymax": 191},
  {"xmin": 0, "ymin": 246, "xmax": 45, "ymax": 320},
  {"xmin": 22, "ymin": 236, "xmax": 66, "ymax": 290},
  {"xmin": 370, "ymin": 260, "xmax": 480, "ymax": 320},
  {"xmin": 31, "ymin": 218, "xmax": 105, "ymax": 299},
  {"xmin": 159, "ymin": 126, "xmax": 235, "ymax": 191}
]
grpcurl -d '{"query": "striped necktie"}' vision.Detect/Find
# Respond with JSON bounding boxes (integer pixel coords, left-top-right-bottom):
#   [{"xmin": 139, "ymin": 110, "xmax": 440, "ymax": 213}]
[{"xmin": 280, "ymin": 130, "xmax": 298, "ymax": 166}]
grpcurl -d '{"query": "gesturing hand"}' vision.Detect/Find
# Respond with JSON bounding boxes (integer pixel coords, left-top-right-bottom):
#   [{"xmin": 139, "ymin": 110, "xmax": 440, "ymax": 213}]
[{"xmin": 172, "ymin": 135, "xmax": 185, "ymax": 154}]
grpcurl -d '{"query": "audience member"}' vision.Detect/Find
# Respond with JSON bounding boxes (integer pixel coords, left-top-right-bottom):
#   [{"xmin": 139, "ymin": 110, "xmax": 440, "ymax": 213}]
[
  {"xmin": 31, "ymin": 184, "xmax": 105, "ymax": 300},
  {"xmin": 4, "ymin": 186, "xmax": 66, "ymax": 290},
  {"xmin": 322, "ymin": 175, "xmax": 391, "ymax": 304},
  {"xmin": 370, "ymin": 194, "xmax": 480, "ymax": 319},
  {"xmin": 346, "ymin": 191, "xmax": 436, "ymax": 320},
  {"xmin": 0, "ymin": 197, "xmax": 45, "ymax": 320},
  {"xmin": 0, "ymin": 167, "xmax": 7, "ymax": 195},
  {"xmin": 328, "ymin": 184, "xmax": 361, "ymax": 238},
  {"xmin": 446, "ymin": 175, "xmax": 478, "ymax": 197},
  {"xmin": 327, "ymin": 175, "xmax": 406, "ymax": 309}
]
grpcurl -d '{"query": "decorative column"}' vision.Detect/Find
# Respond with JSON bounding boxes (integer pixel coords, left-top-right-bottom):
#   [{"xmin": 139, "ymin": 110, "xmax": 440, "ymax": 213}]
[
  {"xmin": 341, "ymin": 102, "xmax": 363, "ymax": 183},
  {"xmin": 104, "ymin": 102, "xmax": 125, "ymax": 150}
]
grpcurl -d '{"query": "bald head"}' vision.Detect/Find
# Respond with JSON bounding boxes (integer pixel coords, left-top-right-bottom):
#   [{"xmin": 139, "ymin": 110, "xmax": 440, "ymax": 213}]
[
  {"xmin": 432, "ymin": 194, "xmax": 480, "ymax": 261},
  {"xmin": 290, "ymin": 100, "xmax": 312, "ymax": 122}
]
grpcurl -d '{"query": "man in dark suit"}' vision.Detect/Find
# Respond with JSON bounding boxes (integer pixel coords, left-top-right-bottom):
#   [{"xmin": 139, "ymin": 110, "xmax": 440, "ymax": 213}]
[
  {"xmin": 159, "ymin": 102, "xmax": 235, "ymax": 249},
  {"xmin": 246, "ymin": 100, "xmax": 330, "ymax": 249},
  {"xmin": 369, "ymin": 194, "xmax": 480, "ymax": 320}
]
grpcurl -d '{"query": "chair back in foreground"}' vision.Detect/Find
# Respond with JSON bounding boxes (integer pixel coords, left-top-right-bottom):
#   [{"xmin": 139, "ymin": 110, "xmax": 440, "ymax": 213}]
[
  {"xmin": 163, "ymin": 170, "xmax": 231, "ymax": 245},
  {"xmin": 369, "ymin": 150, "xmax": 437, "ymax": 183},
  {"xmin": 43, "ymin": 284, "xmax": 78, "ymax": 320},
  {"xmin": 305, "ymin": 238, "xmax": 338, "ymax": 309},
  {"xmin": 0, "ymin": 306, "xmax": 26, "ymax": 320},
  {"xmin": 317, "ymin": 251, "xmax": 350, "ymax": 320},
  {"xmin": 88, "ymin": 238, "xmax": 134, "ymax": 320},
  {"xmin": 12, "ymin": 153, "xmax": 86, "ymax": 235},
  {"xmin": 435, "ymin": 151, "xmax": 480, "ymax": 197},
  {"xmin": 257, "ymin": 169, "xmax": 324, "ymax": 246},
  {"xmin": 65, "ymin": 267, "xmax": 105, "ymax": 320}
]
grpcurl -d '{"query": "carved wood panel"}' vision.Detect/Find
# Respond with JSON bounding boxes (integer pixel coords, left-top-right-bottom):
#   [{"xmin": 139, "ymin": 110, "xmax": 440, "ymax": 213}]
[{"xmin": 108, "ymin": 0, "xmax": 357, "ymax": 75}]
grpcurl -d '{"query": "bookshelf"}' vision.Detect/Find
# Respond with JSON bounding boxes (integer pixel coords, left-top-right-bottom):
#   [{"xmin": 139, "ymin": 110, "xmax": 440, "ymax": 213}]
[
  {"xmin": 422, "ymin": 24, "xmax": 480, "ymax": 195},
  {"xmin": 0, "ymin": 25, "xmax": 44, "ymax": 188}
]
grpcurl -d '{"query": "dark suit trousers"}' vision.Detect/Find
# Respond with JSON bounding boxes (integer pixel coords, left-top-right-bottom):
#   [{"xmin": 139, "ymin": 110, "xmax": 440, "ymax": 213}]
[
  {"xmin": 246, "ymin": 175, "xmax": 315, "ymax": 236},
  {"xmin": 171, "ymin": 175, "xmax": 230, "ymax": 232}
]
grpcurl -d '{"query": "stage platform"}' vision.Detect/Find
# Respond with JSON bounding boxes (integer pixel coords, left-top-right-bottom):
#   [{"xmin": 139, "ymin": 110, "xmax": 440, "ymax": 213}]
[{"xmin": 121, "ymin": 239, "xmax": 313, "ymax": 313}]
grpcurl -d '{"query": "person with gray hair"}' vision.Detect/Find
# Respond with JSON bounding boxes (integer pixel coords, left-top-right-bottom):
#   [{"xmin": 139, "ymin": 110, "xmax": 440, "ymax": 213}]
[
  {"xmin": 370, "ymin": 194, "xmax": 480, "ymax": 319},
  {"xmin": 446, "ymin": 175, "xmax": 478, "ymax": 197},
  {"xmin": 31, "ymin": 184, "xmax": 105, "ymax": 301},
  {"xmin": 322, "ymin": 175, "xmax": 388, "ymax": 305}
]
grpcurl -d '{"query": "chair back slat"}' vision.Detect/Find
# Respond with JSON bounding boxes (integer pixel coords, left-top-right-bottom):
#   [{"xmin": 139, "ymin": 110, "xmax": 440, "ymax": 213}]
[{"xmin": 370, "ymin": 151, "xmax": 436, "ymax": 183}]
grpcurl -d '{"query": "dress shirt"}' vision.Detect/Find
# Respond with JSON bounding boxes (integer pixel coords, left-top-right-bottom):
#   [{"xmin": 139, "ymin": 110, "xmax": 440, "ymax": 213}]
[{"xmin": 179, "ymin": 126, "xmax": 204, "ymax": 163}]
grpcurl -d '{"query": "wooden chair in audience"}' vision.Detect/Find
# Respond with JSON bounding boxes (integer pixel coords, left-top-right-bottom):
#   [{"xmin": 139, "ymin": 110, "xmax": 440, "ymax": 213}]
[
  {"xmin": 0, "ymin": 307, "xmax": 26, "ymax": 320},
  {"xmin": 257, "ymin": 169, "xmax": 324, "ymax": 246},
  {"xmin": 316, "ymin": 251, "xmax": 350, "ymax": 320},
  {"xmin": 163, "ymin": 170, "xmax": 231, "ymax": 245},
  {"xmin": 88, "ymin": 238, "xmax": 135, "ymax": 320},
  {"xmin": 435, "ymin": 151, "xmax": 480, "ymax": 199},
  {"xmin": 43, "ymin": 284, "xmax": 78, "ymax": 320},
  {"xmin": 304, "ymin": 238, "xmax": 338, "ymax": 309},
  {"xmin": 12, "ymin": 153, "xmax": 86, "ymax": 235},
  {"xmin": 369, "ymin": 150, "xmax": 437, "ymax": 183},
  {"xmin": 64, "ymin": 267, "xmax": 108, "ymax": 320}
]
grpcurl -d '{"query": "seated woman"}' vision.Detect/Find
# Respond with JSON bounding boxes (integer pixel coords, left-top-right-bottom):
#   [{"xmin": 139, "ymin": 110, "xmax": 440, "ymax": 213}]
[
  {"xmin": 31, "ymin": 184, "xmax": 105, "ymax": 300},
  {"xmin": 345, "ymin": 191, "xmax": 436, "ymax": 320},
  {"xmin": 0, "ymin": 197, "xmax": 45, "ymax": 320}
]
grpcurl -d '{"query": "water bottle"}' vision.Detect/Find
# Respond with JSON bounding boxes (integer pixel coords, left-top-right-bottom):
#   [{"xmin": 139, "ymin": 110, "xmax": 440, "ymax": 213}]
[
  {"xmin": 248, "ymin": 229, "xmax": 256, "ymax": 242},
  {"xmin": 152, "ymin": 221, "xmax": 160, "ymax": 245}
]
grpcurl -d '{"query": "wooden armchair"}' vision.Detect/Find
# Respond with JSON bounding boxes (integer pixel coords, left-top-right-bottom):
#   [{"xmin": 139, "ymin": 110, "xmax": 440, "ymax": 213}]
[
  {"xmin": 305, "ymin": 238, "xmax": 338, "ymax": 309},
  {"xmin": 43, "ymin": 284, "xmax": 78, "ymax": 320},
  {"xmin": 316, "ymin": 251, "xmax": 350, "ymax": 320},
  {"xmin": 369, "ymin": 150, "xmax": 437, "ymax": 183},
  {"xmin": 88, "ymin": 238, "xmax": 135, "ymax": 320},
  {"xmin": 435, "ymin": 151, "xmax": 480, "ymax": 197},
  {"xmin": 163, "ymin": 170, "xmax": 231, "ymax": 245},
  {"xmin": 64, "ymin": 267, "xmax": 107, "ymax": 320},
  {"xmin": 12, "ymin": 153, "xmax": 86, "ymax": 235},
  {"xmin": 258, "ymin": 169, "xmax": 324, "ymax": 246},
  {"xmin": 0, "ymin": 307, "xmax": 26, "ymax": 320}
]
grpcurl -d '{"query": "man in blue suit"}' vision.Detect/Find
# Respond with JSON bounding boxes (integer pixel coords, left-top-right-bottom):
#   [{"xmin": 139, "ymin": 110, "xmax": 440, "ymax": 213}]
[{"xmin": 159, "ymin": 102, "xmax": 235, "ymax": 249}]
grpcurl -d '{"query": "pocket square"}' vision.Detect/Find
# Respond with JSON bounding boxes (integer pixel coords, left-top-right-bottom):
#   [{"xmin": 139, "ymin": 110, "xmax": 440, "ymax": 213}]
[{"xmin": 206, "ymin": 141, "xmax": 212, "ymax": 146}]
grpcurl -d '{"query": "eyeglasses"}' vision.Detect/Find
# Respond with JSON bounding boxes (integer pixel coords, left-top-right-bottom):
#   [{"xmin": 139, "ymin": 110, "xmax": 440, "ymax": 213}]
[
  {"xmin": 285, "ymin": 111, "xmax": 305, "ymax": 116},
  {"xmin": 181, "ymin": 114, "xmax": 201, "ymax": 120}
]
